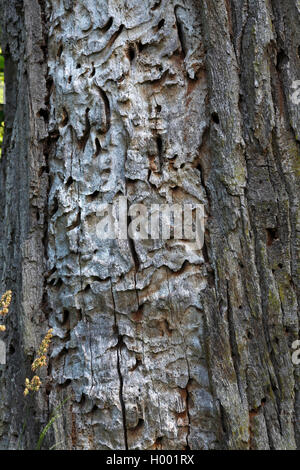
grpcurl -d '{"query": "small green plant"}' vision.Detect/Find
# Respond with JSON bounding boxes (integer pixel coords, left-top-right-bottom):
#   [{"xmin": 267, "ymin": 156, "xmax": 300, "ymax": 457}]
[
  {"xmin": 23, "ymin": 329, "xmax": 71, "ymax": 449},
  {"xmin": 1, "ymin": 291, "xmax": 69, "ymax": 449},
  {"xmin": 36, "ymin": 396, "xmax": 71, "ymax": 450},
  {"xmin": 24, "ymin": 328, "xmax": 53, "ymax": 395},
  {"xmin": 0, "ymin": 290, "xmax": 12, "ymax": 331},
  {"xmin": 21, "ymin": 329, "xmax": 71, "ymax": 449}
]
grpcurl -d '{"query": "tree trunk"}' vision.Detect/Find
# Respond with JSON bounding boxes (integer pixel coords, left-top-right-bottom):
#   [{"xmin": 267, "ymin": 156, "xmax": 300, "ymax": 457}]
[{"xmin": 0, "ymin": 0, "xmax": 299, "ymax": 450}]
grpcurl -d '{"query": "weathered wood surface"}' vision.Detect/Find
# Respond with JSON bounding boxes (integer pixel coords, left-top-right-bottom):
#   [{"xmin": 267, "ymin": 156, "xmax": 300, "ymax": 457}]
[{"xmin": 0, "ymin": 0, "xmax": 299, "ymax": 450}]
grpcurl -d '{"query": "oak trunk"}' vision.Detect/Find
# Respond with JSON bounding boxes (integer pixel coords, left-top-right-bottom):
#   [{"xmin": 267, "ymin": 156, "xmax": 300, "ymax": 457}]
[{"xmin": 0, "ymin": 0, "xmax": 299, "ymax": 450}]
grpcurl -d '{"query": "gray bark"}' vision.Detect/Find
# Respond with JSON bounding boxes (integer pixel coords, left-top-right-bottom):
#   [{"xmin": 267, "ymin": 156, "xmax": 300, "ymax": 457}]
[{"xmin": 0, "ymin": 0, "xmax": 299, "ymax": 450}]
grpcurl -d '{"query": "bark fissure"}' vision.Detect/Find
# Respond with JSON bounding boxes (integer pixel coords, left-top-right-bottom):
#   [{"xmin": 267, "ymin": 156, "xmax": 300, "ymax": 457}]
[{"xmin": 111, "ymin": 282, "xmax": 128, "ymax": 450}]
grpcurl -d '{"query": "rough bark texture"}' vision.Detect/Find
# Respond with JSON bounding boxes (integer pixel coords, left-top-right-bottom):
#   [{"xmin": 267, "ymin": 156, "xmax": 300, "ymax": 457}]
[
  {"xmin": 0, "ymin": 0, "xmax": 50, "ymax": 450},
  {"xmin": 0, "ymin": 0, "xmax": 299, "ymax": 450}
]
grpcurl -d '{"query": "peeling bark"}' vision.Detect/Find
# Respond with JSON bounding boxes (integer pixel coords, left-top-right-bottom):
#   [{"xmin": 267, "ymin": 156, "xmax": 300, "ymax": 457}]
[{"xmin": 0, "ymin": 0, "xmax": 299, "ymax": 450}]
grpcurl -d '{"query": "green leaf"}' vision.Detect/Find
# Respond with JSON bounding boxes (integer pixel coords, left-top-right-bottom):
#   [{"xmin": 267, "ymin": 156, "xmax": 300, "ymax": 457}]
[{"xmin": 36, "ymin": 396, "xmax": 71, "ymax": 451}]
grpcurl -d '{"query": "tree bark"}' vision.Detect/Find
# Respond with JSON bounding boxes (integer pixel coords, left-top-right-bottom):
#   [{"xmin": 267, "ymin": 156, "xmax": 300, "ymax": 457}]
[{"xmin": 0, "ymin": 0, "xmax": 299, "ymax": 450}]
